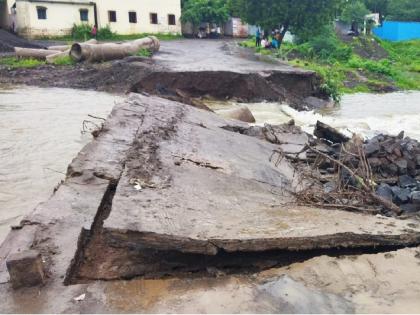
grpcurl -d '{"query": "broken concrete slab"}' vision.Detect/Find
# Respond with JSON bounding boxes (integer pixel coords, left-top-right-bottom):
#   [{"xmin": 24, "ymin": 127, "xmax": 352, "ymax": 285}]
[
  {"xmin": 3, "ymin": 93, "xmax": 420, "ymax": 288},
  {"xmin": 6, "ymin": 250, "xmax": 45, "ymax": 289},
  {"xmin": 66, "ymin": 94, "xmax": 420, "ymax": 280}
]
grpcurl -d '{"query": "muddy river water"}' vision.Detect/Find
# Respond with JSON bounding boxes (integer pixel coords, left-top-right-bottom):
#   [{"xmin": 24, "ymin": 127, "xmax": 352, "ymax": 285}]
[
  {"xmin": 0, "ymin": 88, "xmax": 419, "ymax": 245},
  {"xmin": 0, "ymin": 86, "xmax": 120, "ymax": 242}
]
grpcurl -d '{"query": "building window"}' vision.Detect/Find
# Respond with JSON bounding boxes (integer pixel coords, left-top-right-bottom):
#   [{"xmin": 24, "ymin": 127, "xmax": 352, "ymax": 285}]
[
  {"xmin": 150, "ymin": 13, "xmax": 158, "ymax": 24},
  {"xmin": 129, "ymin": 11, "xmax": 137, "ymax": 23},
  {"xmin": 168, "ymin": 14, "xmax": 176, "ymax": 26},
  {"xmin": 37, "ymin": 7, "xmax": 47, "ymax": 20},
  {"xmin": 80, "ymin": 9, "xmax": 89, "ymax": 22},
  {"xmin": 108, "ymin": 10, "xmax": 117, "ymax": 22}
]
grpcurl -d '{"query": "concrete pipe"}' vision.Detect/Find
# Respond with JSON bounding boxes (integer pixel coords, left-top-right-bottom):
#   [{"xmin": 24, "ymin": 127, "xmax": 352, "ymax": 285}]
[
  {"xmin": 70, "ymin": 36, "xmax": 160, "ymax": 62},
  {"xmin": 48, "ymin": 39, "xmax": 98, "ymax": 52},
  {"xmin": 14, "ymin": 47, "xmax": 62, "ymax": 60}
]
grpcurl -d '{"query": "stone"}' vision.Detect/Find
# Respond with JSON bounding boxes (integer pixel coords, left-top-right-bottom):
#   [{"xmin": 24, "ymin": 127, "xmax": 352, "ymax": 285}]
[
  {"xmin": 224, "ymin": 106, "xmax": 256, "ymax": 123},
  {"xmin": 391, "ymin": 186, "xmax": 411, "ymax": 205},
  {"xmin": 323, "ymin": 181, "xmax": 336, "ymax": 194},
  {"xmin": 400, "ymin": 203, "xmax": 420, "ymax": 214},
  {"xmin": 367, "ymin": 157, "xmax": 382, "ymax": 168},
  {"xmin": 412, "ymin": 191, "xmax": 420, "ymax": 205},
  {"xmin": 364, "ymin": 140, "xmax": 381, "ymax": 156},
  {"xmin": 399, "ymin": 175, "xmax": 417, "ymax": 189},
  {"xmin": 314, "ymin": 121, "xmax": 350, "ymax": 144},
  {"xmin": 376, "ymin": 183, "xmax": 393, "ymax": 201},
  {"xmin": 6, "ymin": 250, "xmax": 45, "ymax": 289},
  {"xmin": 395, "ymin": 159, "xmax": 408, "ymax": 175},
  {"xmin": 385, "ymin": 163, "xmax": 399, "ymax": 176},
  {"xmin": 416, "ymin": 155, "xmax": 420, "ymax": 168}
]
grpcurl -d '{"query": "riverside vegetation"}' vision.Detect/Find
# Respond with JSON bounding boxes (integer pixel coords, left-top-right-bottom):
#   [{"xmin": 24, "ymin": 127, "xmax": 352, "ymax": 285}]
[{"xmin": 241, "ymin": 28, "xmax": 420, "ymax": 101}]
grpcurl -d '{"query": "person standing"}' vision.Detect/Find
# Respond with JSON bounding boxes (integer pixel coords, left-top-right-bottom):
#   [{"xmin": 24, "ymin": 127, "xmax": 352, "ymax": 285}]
[
  {"xmin": 91, "ymin": 25, "xmax": 97, "ymax": 39},
  {"xmin": 255, "ymin": 28, "xmax": 261, "ymax": 47}
]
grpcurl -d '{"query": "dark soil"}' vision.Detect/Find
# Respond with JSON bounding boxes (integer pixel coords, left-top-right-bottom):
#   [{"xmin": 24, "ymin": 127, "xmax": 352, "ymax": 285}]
[
  {"xmin": 131, "ymin": 70, "xmax": 328, "ymax": 110},
  {"xmin": 0, "ymin": 29, "xmax": 44, "ymax": 53},
  {"xmin": 0, "ymin": 57, "xmax": 329, "ymax": 110},
  {"xmin": 0, "ymin": 60, "xmax": 155, "ymax": 93}
]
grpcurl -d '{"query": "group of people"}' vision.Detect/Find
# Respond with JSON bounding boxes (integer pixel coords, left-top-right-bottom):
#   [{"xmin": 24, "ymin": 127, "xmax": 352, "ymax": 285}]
[{"xmin": 255, "ymin": 28, "xmax": 283, "ymax": 49}]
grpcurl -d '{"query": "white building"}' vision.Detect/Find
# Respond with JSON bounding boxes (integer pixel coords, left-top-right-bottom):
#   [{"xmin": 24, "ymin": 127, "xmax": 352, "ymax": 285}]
[{"xmin": 0, "ymin": 0, "xmax": 181, "ymax": 38}]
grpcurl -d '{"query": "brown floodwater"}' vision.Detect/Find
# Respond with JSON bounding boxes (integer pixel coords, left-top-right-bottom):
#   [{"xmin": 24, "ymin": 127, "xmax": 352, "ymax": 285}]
[
  {"xmin": 210, "ymin": 91, "xmax": 420, "ymax": 140},
  {"xmin": 0, "ymin": 86, "xmax": 120, "ymax": 243}
]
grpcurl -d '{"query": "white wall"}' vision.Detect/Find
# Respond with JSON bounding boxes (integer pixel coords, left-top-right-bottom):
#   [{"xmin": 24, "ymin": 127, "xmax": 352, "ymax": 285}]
[
  {"xmin": 96, "ymin": 0, "xmax": 181, "ymax": 34},
  {"xmin": 16, "ymin": 0, "xmax": 94, "ymax": 37}
]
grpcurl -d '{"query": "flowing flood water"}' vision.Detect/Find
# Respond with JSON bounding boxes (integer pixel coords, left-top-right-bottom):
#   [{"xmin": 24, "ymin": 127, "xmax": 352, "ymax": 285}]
[
  {"xmin": 0, "ymin": 86, "xmax": 120, "ymax": 243},
  {"xmin": 0, "ymin": 88, "xmax": 419, "ymax": 245},
  {"xmin": 214, "ymin": 91, "xmax": 420, "ymax": 141}
]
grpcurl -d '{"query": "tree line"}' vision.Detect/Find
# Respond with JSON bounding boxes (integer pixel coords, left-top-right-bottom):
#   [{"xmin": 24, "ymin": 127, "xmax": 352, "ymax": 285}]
[{"xmin": 181, "ymin": 0, "xmax": 420, "ymax": 46}]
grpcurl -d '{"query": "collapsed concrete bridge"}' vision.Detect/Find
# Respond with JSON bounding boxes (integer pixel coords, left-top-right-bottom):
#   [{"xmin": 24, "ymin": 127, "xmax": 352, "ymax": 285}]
[{"xmin": 2, "ymin": 94, "xmax": 420, "ymax": 290}]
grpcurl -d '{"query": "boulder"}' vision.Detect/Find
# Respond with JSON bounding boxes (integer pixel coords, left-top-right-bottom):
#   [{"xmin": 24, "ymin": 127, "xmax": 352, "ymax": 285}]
[
  {"xmin": 224, "ymin": 106, "xmax": 256, "ymax": 123},
  {"xmin": 376, "ymin": 183, "xmax": 393, "ymax": 201},
  {"xmin": 314, "ymin": 121, "xmax": 349, "ymax": 144},
  {"xmin": 391, "ymin": 186, "xmax": 411, "ymax": 205},
  {"xmin": 395, "ymin": 159, "xmax": 408, "ymax": 175},
  {"xmin": 399, "ymin": 175, "xmax": 417, "ymax": 189},
  {"xmin": 412, "ymin": 191, "xmax": 420, "ymax": 205},
  {"xmin": 364, "ymin": 140, "xmax": 381, "ymax": 156},
  {"xmin": 400, "ymin": 203, "xmax": 420, "ymax": 214}
]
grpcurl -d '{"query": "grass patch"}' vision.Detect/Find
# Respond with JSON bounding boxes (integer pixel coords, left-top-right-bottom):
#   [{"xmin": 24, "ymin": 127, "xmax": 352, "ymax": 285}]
[
  {"xmin": 52, "ymin": 55, "xmax": 75, "ymax": 65},
  {"xmin": 0, "ymin": 55, "xmax": 76, "ymax": 68},
  {"xmin": 0, "ymin": 57, "xmax": 44, "ymax": 68},
  {"xmin": 135, "ymin": 48, "xmax": 152, "ymax": 58}
]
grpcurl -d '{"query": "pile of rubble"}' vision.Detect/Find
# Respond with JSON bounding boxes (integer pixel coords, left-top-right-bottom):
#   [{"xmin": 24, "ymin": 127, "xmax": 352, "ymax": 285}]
[
  {"xmin": 245, "ymin": 119, "xmax": 420, "ymax": 216},
  {"xmin": 300, "ymin": 123, "xmax": 420, "ymax": 215},
  {"xmin": 367, "ymin": 133, "xmax": 420, "ymax": 213}
]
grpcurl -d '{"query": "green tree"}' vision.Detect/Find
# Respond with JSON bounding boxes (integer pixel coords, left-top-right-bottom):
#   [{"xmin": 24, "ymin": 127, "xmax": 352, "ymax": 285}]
[
  {"xmin": 387, "ymin": 0, "xmax": 420, "ymax": 22},
  {"xmin": 364, "ymin": 0, "xmax": 388, "ymax": 23},
  {"xmin": 181, "ymin": 0, "xmax": 230, "ymax": 27},
  {"xmin": 232, "ymin": 0, "xmax": 344, "ymax": 48},
  {"xmin": 341, "ymin": 0, "xmax": 370, "ymax": 33}
]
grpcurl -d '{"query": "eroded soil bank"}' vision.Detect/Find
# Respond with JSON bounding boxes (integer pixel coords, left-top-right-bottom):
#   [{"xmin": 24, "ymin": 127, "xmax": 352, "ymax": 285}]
[{"xmin": 0, "ymin": 39, "xmax": 329, "ymax": 110}]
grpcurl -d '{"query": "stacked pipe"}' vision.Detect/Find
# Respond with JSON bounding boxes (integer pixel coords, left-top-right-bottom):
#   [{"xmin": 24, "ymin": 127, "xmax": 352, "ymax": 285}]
[
  {"xmin": 14, "ymin": 37, "xmax": 159, "ymax": 63},
  {"xmin": 69, "ymin": 36, "xmax": 160, "ymax": 62}
]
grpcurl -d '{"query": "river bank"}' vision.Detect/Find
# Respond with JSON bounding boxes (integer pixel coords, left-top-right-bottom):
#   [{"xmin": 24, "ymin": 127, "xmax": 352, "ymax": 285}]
[{"xmin": 241, "ymin": 35, "xmax": 420, "ymax": 98}]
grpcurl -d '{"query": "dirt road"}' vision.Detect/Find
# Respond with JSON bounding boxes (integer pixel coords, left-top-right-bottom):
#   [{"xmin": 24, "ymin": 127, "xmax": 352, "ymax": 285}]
[{"xmin": 154, "ymin": 39, "xmax": 303, "ymax": 73}]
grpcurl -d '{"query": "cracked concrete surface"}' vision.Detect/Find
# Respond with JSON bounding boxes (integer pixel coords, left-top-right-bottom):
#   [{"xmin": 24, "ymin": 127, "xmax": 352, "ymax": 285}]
[{"xmin": 2, "ymin": 93, "xmax": 420, "ymax": 312}]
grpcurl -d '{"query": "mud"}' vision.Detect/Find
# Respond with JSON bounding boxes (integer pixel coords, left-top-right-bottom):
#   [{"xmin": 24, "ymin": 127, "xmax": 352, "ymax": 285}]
[
  {"xmin": 131, "ymin": 69, "xmax": 327, "ymax": 110},
  {"xmin": 0, "ymin": 30, "xmax": 43, "ymax": 53},
  {"xmin": 0, "ymin": 61, "xmax": 155, "ymax": 93}
]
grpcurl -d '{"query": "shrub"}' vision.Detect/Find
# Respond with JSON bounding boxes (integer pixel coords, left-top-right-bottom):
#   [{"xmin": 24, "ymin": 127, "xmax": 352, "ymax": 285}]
[
  {"xmin": 97, "ymin": 25, "xmax": 116, "ymax": 40},
  {"xmin": 71, "ymin": 23, "xmax": 92, "ymax": 40},
  {"xmin": 347, "ymin": 56, "xmax": 394, "ymax": 76}
]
